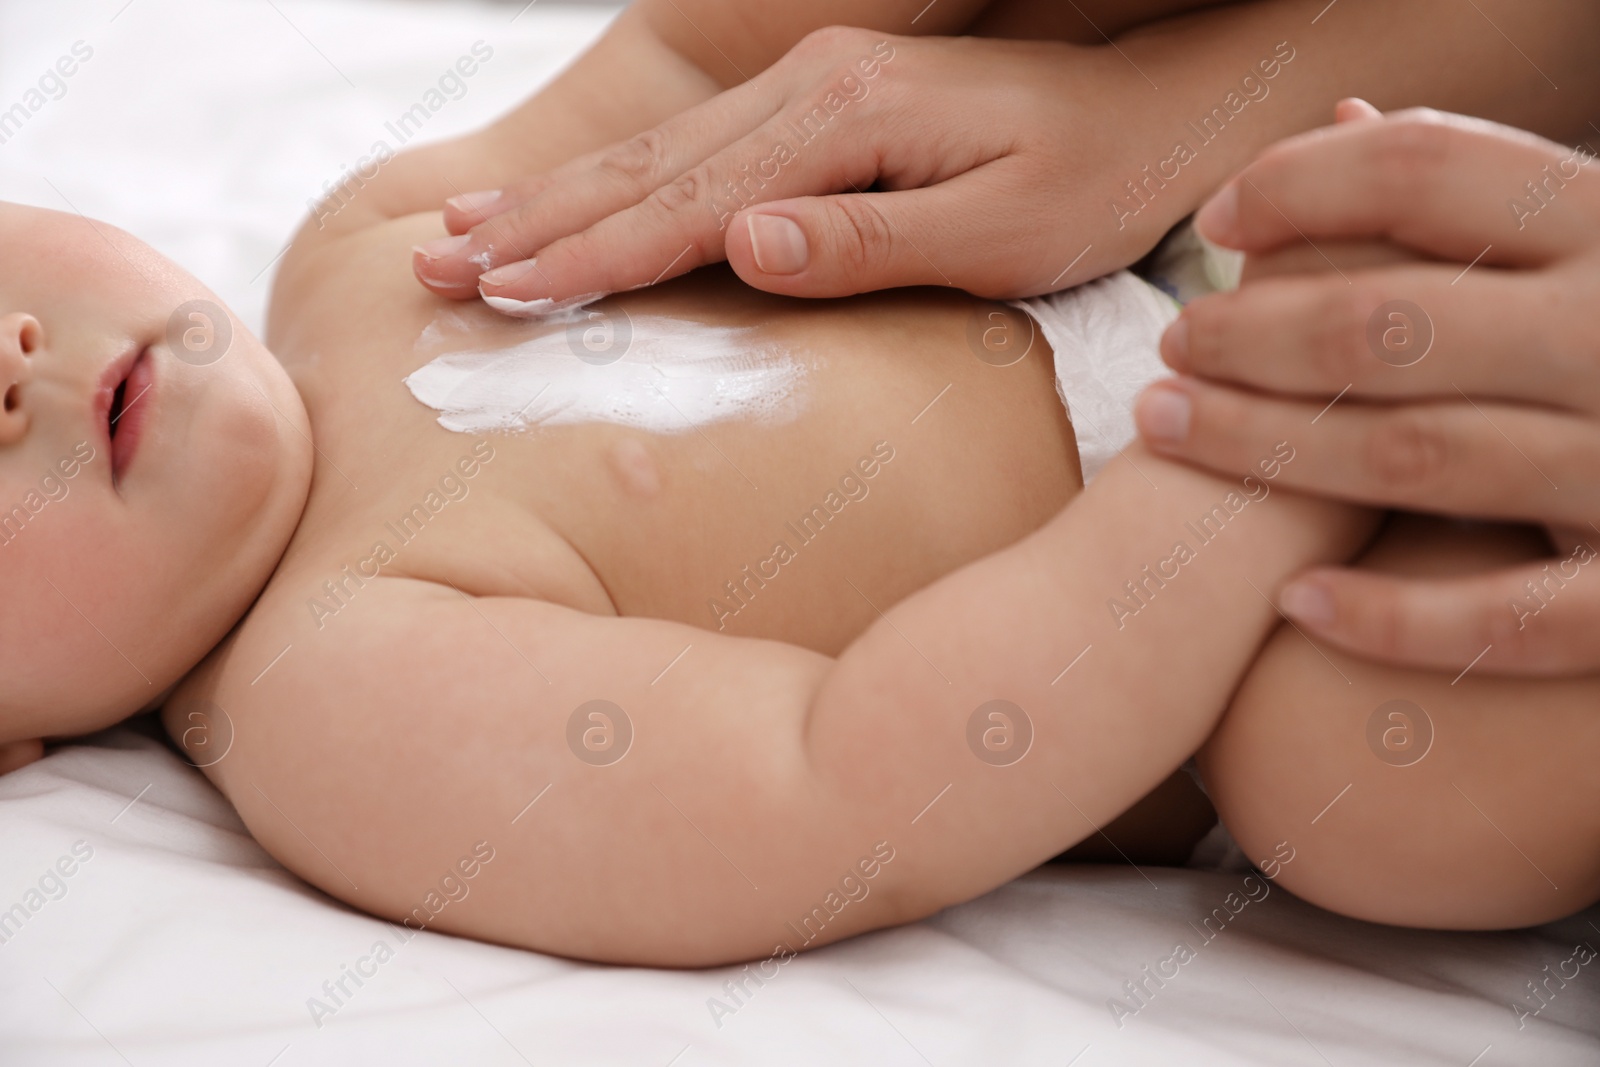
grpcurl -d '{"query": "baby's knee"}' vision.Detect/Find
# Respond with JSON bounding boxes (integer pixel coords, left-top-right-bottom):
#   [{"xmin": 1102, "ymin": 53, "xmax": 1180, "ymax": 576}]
[{"xmin": 1198, "ymin": 625, "xmax": 1600, "ymax": 930}]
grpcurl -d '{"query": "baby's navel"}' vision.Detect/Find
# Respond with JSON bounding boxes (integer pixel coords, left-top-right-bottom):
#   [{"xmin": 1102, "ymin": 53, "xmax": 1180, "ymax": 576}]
[{"xmin": 609, "ymin": 437, "xmax": 661, "ymax": 497}]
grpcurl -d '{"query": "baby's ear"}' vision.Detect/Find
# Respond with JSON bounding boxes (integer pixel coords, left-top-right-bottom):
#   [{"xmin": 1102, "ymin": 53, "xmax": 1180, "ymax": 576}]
[{"xmin": 0, "ymin": 738, "xmax": 44, "ymax": 775}]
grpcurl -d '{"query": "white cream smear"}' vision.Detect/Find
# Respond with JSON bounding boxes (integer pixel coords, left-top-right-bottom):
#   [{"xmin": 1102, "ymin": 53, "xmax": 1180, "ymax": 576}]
[
  {"xmin": 405, "ymin": 313, "xmax": 808, "ymax": 435},
  {"xmin": 482, "ymin": 291, "xmax": 609, "ymax": 321}
]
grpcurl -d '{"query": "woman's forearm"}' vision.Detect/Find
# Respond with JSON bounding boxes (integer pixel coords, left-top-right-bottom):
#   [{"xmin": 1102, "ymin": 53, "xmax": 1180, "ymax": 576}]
[
  {"xmin": 633, "ymin": 0, "xmax": 991, "ymax": 91},
  {"xmin": 1110, "ymin": 0, "xmax": 1600, "ymax": 235},
  {"xmin": 489, "ymin": 0, "xmax": 999, "ymax": 170}
]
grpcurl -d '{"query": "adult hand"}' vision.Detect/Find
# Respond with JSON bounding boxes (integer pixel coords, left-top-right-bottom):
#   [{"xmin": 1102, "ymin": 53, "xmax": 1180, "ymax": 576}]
[
  {"xmin": 411, "ymin": 28, "xmax": 1180, "ymax": 312},
  {"xmin": 1135, "ymin": 102, "xmax": 1600, "ymax": 675}
]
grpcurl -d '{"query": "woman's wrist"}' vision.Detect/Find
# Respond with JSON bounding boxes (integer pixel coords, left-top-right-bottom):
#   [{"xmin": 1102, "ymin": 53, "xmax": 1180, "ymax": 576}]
[
  {"xmin": 1116, "ymin": 0, "xmax": 1600, "ymax": 227},
  {"xmin": 1106, "ymin": 26, "xmax": 1317, "ymax": 236}
]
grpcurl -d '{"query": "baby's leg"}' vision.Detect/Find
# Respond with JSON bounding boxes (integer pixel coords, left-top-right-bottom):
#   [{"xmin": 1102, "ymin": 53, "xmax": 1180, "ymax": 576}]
[{"xmin": 1202, "ymin": 514, "xmax": 1600, "ymax": 928}]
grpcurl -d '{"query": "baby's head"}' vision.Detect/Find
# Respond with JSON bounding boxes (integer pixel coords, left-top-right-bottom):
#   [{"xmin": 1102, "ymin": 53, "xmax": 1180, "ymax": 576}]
[{"xmin": 0, "ymin": 202, "xmax": 311, "ymax": 772}]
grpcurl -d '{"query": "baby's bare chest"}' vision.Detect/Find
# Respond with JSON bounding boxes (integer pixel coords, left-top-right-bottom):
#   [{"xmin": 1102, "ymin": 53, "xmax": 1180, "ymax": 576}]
[{"xmin": 268, "ymin": 246, "xmax": 1082, "ymax": 656}]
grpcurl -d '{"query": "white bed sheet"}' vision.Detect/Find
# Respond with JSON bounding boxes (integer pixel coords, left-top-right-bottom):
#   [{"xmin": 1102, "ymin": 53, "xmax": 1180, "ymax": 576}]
[
  {"xmin": 5, "ymin": 726, "xmax": 1598, "ymax": 1065},
  {"xmin": 0, "ymin": 2, "xmax": 1596, "ymax": 1063}
]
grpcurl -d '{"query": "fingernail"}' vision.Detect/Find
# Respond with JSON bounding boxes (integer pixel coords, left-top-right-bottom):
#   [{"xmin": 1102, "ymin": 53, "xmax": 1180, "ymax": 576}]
[
  {"xmin": 1195, "ymin": 184, "xmax": 1239, "ymax": 245},
  {"xmin": 414, "ymin": 234, "xmax": 472, "ymax": 260},
  {"xmin": 446, "ymin": 189, "xmax": 502, "ymax": 214},
  {"xmin": 746, "ymin": 213, "xmax": 808, "ymax": 275},
  {"xmin": 1162, "ymin": 316, "xmax": 1190, "ymax": 370},
  {"xmin": 1279, "ymin": 581, "xmax": 1335, "ymax": 626},
  {"xmin": 481, "ymin": 290, "xmax": 607, "ymax": 321},
  {"xmin": 480, "ymin": 259, "xmax": 539, "ymax": 288},
  {"xmin": 1136, "ymin": 385, "xmax": 1192, "ymax": 445},
  {"xmin": 1335, "ymin": 97, "xmax": 1382, "ymax": 123}
]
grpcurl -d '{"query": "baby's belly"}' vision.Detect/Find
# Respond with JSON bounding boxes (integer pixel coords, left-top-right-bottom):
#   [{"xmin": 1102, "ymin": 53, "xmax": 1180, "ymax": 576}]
[
  {"xmin": 501, "ymin": 285, "xmax": 1075, "ymax": 655},
  {"xmin": 289, "ymin": 270, "xmax": 1082, "ymax": 657}
]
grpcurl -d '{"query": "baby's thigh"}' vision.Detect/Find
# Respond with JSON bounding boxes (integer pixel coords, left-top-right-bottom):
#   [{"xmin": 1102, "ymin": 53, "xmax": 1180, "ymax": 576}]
[{"xmin": 1200, "ymin": 514, "xmax": 1600, "ymax": 929}]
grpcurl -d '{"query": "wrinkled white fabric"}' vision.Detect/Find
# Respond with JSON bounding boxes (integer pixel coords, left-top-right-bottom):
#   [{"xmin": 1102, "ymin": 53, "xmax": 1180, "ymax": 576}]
[
  {"xmin": 1011, "ymin": 272, "xmax": 1180, "ymax": 485},
  {"xmin": 4, "ymin": 727, "xmax": 1597, "ymax": 1066}
]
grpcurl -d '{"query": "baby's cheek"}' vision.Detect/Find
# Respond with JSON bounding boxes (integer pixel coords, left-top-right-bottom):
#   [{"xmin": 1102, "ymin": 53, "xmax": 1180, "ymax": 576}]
[
  {"xmin": 608, "ymin": 437, "xmax": 660, "ymax": 498},
  {"xmin": 181, "ymin": 354, "xmax": 291, "ymax": 520}
]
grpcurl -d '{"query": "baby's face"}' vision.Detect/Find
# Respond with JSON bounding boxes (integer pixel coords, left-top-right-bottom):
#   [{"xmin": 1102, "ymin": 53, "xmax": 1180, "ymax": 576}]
[{"xmin": 0, "ymin": 203, "xmax": 311, "ymax": 769}]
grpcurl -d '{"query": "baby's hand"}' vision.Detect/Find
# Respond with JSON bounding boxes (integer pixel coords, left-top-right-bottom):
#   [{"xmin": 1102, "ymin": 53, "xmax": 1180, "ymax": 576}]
[{"xmin": 411, "ymin": 30, "xmax": 1190, "ymax": 310}]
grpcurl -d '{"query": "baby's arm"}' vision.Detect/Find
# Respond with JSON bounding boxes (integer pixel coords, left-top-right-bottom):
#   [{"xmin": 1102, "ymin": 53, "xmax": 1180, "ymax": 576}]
[{"xmin": 210, "ymin": 446, "xmax": 1372, "ymax": 966}]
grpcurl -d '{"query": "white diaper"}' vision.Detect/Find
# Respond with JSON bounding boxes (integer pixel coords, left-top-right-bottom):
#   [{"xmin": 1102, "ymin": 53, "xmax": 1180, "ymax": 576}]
[
  {"xmin": 1009, "ymin": 271, "xmax": 1180, "ymax": 485},
  {"xmin": 1009, "ymin": 220, "xmax": 1244, "ymax": 484}
]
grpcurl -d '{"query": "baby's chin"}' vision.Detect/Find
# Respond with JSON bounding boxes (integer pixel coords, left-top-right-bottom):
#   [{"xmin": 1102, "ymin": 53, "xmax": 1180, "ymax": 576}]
[
  {"xmin": 150, "ymin": 323, "xmax": 313, "ymax": 540},
  {"xmin": 31, "ymin": 341, "xmax": 312, "ymax": 749},
  {"xmin": 214, "ymin": 336, "xmax": 315, "ymax": 576},
  {"xmin": 230, "ymin": 333, "xmax": 312, "ymax": 477}
]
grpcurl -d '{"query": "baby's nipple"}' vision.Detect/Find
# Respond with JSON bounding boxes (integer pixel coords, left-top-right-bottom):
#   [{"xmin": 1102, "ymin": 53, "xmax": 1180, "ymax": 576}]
[{"xmin": 609, "ymin": 437, "xmax": 661, "ymax": 497}]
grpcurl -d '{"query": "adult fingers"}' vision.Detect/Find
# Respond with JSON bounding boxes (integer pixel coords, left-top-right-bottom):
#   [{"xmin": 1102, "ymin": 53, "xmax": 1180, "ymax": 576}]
[
  {"xmin": 1163, "ymin": 263, "xmax": 1600, "ymax": 412},
  {"xmin": 467, "ymin": 100, "xmax": 900, "ymax": 312},
  {"xmin": 1133, "ymin": 376, "xmax": 1600, "ymax": 527},
  {"xmin": 441, "ymin": 171, "xmax": 564, "ymax": 234},
  {"xmin": 1332, "ymin": 97, "xmax": 1382, "ymax": 124},
  {"xmin": 1237, "ymin": 236, "xmax": 1420, "ymax": 284},
  {"xmin": 720, "ymin": 161, "xmax": 1050, "ymax": 298},
  {"xmin": 411, "ymin": 76, "xmax": 785, "ymax": 299},
  {"xmin": 416, "ymin": 27, "xmax": 923, "ymax": 312},
  {"xmin": 430, "ymin": 142, "xmax": 623, "ymax": 251},
  {"xmin": 1194, "ymin": 109, "xmax": 1600, "ymax": 267},
  {"xmin": 415, "ymin": 171, "xmax": 572, "ymax": 297},
  {"xmin": 469, "ymin": 50, "xmax": 1014, "ymax": 310},
  {"xmin": 1277, "ymin": 553, "xmax": 1600, "ymax": 676}
]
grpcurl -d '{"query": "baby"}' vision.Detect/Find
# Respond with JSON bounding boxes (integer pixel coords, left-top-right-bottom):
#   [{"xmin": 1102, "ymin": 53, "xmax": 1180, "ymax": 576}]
[
  {"xmin": 0, "ymin": 204, "xmax": 311, "ymax": 774},
  {"xmin": 5, "ymin": 2, "xmax": 1600, "ymax": 968}
]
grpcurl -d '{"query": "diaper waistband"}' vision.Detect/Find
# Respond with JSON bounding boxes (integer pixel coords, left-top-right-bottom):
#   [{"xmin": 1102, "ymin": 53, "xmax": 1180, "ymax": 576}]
[{"xmin": 1009, "ymin": 271, "xmax": 1180, "ymax": 485}]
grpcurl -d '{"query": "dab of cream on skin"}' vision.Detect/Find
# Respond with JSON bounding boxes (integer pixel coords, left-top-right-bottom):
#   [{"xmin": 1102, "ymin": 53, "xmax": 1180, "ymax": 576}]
[
  {"xmin": 481, "ymin": 292, "xmax": 608, "ymax": 321},
  {"xmin": 405, "ymin": 313, "xmax": 808, "ymax": 435},
  {"xmin": 476, "ymin": 256, "xmax": 607, "ymax": 321}
]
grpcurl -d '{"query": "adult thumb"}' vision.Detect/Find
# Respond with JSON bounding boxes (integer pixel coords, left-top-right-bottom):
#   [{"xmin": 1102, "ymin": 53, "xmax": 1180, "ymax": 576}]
[{"xmin": 728, "ymin": 181, "xmax": 1013, "ymax": 299}]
